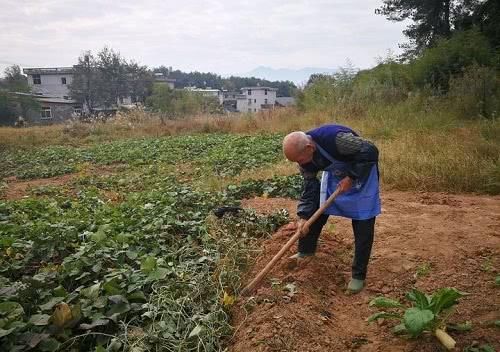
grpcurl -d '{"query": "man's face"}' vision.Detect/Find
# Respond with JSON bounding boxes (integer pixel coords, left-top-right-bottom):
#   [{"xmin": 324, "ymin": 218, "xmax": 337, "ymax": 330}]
[{"xmin": 293, "ymin": 144, "xmax": 315, "ymax": 165}]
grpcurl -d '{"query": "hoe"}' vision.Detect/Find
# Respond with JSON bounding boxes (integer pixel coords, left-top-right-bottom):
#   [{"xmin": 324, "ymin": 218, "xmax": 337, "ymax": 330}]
[{"xmin": 241, "ymin": 188, "xmax": 342, "ymax": 295}]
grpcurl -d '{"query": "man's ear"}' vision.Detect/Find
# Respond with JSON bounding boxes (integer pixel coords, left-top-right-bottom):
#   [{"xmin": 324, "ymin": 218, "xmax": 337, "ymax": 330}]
[{"xmin": 306, "ymin": 142, "xmax": 315, "ymax": 153}]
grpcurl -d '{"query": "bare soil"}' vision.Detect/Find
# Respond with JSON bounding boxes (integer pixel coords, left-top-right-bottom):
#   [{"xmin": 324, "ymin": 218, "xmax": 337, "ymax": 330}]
[
  {"xmin": 232, "ymin": 191, "xmax": 500, "ymax": 352},
  {"xmin": 2, "ymin": 174, "xmax": 77, "ymax": 200},
  {"xmin": 1, "ymin": 164, "xmax": 125, "ymax": 200}
]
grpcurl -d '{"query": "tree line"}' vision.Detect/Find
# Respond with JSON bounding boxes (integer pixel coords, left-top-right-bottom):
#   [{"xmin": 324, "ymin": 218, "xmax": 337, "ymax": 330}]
[{"xmin": 157, "ymin": 66, "xmax": 297, "ymax": 97}]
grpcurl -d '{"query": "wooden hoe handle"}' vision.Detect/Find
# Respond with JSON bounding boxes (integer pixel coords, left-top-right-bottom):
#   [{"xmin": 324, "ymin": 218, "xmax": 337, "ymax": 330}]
[{"xmin": 241, "ymin": 188, "xmax": 342, "ymax": 295}]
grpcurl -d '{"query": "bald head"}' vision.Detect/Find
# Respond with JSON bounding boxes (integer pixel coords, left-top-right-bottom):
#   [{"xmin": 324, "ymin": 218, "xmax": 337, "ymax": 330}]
[{"xmin": 283, "ymin": 131, "xmax": 315, "ymax": 164}]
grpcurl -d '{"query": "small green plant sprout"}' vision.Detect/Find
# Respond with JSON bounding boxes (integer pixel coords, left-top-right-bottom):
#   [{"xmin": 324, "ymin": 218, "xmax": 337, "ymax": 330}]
[
  {"xmin": 367, "ymin": 287, "xmax": 468, "ymax": 350},
  {"xmin": 480, "ymin": 257, "xmax": 494, "ymax": 272},
  {"xmin": 414, "ymin": 262, "xmax": 432, "ymax": 279}
]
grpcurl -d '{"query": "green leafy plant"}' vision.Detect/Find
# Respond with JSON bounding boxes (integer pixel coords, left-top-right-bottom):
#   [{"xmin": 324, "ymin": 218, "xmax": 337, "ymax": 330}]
[
  {"xmin": 226, "ymin": 175, "xmax": 303, "ymax": 200},
  {"xmin": 0, "ymin": 168, "xmax": 289, "ymax": 351},
  {"xmin": 367, "ymin": 287, "xmax": 467, "ymax": 350}
]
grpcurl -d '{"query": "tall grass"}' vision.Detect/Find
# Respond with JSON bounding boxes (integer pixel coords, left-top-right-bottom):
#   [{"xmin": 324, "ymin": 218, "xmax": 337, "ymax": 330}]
[{"xmin": 1, "ymin": 101, "xmax": 499, "ymax": 194}]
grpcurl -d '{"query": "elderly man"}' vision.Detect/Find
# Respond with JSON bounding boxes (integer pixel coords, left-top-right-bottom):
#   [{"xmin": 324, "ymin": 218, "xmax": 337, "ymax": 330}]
[{"xmin": 282, "ymin": 124, "xmax": 381, "ymax": 293}]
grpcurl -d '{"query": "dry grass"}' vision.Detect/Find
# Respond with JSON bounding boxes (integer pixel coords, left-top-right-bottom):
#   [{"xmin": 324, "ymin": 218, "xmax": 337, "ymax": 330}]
[
  {"xmin": 1, "ymin": 105, "xmax": 499, "ymax": 194},
  {"xmin": 0, "ymin": 108, "xmax": 337, "ymax": 149}
]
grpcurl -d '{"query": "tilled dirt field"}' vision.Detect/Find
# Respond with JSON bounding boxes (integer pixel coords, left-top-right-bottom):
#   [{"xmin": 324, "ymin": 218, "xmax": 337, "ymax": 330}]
[{"xmin": 231, "ymin": 191, "xmax": 500, "ymax": 352}]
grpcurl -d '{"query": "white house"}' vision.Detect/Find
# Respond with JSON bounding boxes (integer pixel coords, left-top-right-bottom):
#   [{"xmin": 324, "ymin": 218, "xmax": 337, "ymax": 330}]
[
  {"xmin": 22, "ymin": 67, "xmax": 80, "ymax": 123},
  {"xmin": 180, "ymin": 86, "xmax": 280, "ymax": 113},
  {"xmin": 23, "ymin": 67, "xmax": 177, "ymax": 120},
  {"xmin": 222, "ymin": 91, "xmax": 247, "ymax": 112},
  {"xmin": 23, "ymin": 67, "xmax": 74, "ymax": 99},
  {"xmin": 238, "ymin": 87, "xmax": 278, "ymax": 113}
]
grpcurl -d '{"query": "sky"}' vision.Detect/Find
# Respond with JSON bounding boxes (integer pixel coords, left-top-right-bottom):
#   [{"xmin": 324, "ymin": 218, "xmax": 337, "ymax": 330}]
[{"xmin": 0, "ymin": 0, "xmax": 408, "ymax": 77}]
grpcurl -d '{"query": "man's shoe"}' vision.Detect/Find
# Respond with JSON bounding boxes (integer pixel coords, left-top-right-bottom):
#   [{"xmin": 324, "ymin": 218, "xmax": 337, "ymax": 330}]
[
  {"xmin": 289, "ymin": 252, "xmax": 315, "ymax": 259},
  {"xmin": 347, "ymin": 278, "xmax": 365, "ymax": 294}
]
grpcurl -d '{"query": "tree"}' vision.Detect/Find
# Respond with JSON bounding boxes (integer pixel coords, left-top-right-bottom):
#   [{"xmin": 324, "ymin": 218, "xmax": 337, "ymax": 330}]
[
  {"xmin": 472, "ymin": 0, "xmax": 500, "ymax": 49},
  {"xmin": 377, "ymin": 0, "xmax": 500, "ymax": 56},
  {"xmin": 0, "ymin": 65, "xmax": 39, "ymax": 124},
  {"xmin": 145, "ymin": 84, "xmax": 176, "ymax": 116},
  {"xmin": 127, "ymin": 62, "xmax": 154, "ymax": 103},
  {"xmin": 3, "ymin": 65, "xmax": 29, "ymax": 92},
  {"xmin": 376, "ymin": 0, "xmax": 454, "ymax": 56},
  {"xmin": 410, "ymin": 29, "xmax": 494, "ymax": 91},
  {"xmin": 70, "ymin": 48, "xmax": 154, "ymax": 114},
  {"xmin": 70, "ymin": 52, "xmax": 101, "ymax": 114},
  {"xmin": 146, "ymin": 84, "xmax": 221, "ymax": 119},
  {"xmin": 96, "ymin": 47, "xmax": 128, "ymax": 108},
  {"xmin": 0, "ymin": 92, "xmax": 15, "ymax": 124}
]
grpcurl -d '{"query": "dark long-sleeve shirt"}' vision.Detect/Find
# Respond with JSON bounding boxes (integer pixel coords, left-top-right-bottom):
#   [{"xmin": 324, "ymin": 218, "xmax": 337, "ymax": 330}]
[{"xmin": 297, "ymin": 132, "xmax": 379, "ymax": 219}]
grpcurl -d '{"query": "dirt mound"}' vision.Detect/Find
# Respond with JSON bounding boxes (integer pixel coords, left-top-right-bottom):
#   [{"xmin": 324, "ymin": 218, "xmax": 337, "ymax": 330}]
[{"xmin": 230, "ymin": 191, "xmax": 500, "ymax": 351}]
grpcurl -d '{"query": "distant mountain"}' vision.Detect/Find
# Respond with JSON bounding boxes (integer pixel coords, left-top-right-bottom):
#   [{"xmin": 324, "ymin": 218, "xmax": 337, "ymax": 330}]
[{"xmin": 241, "ymin": 66, "xmax": 338, "ymax": 85}]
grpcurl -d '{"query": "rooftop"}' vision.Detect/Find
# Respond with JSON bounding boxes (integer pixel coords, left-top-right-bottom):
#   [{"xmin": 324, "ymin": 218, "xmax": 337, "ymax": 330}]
[
  {"xmin": 185, "ymin": 87, "xmax": 221, "ymax": 93},
  {"xmin": 241, "ymin": 87, "xmax": 278, "ymax": 91},
  {"xmin": 23, "ymin": 67, "xmax": 74, "ymax": 75}
]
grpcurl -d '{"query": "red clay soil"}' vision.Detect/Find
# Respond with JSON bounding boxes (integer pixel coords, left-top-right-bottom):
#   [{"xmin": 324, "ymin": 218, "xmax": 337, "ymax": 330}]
[{"xmin": 233, "ymin": 191, "xmax": 500, "ymax": 352}]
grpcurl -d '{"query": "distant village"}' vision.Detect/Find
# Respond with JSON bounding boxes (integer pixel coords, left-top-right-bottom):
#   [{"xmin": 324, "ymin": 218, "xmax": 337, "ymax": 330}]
[{"xmin": 8, "ymin": 66, "xmax": 295, "ymax": 125}]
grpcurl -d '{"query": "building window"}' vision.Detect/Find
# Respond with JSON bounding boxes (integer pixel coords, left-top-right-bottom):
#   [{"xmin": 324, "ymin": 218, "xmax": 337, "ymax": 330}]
[
  {"xmin": 254, "ymin": 99, "xmax": 256, "ymax": 103},
  {"xmin": 33, "ymin": 74, "xmax": 41, "ymax": 84},
  {"xmin": 264, "ymin": 98, "xmax": 268, "ymax": 104},
  {"xmin": 254, "ymin": 108, "xmax": 257, "ymax": 112},
  {"xmin": 247, "ymin": 89, "xmax": 251, "ymax": 95},
  {"xmin": 61, "ymin": 77, "xmax": 67, "ymax": 84},
  {"xmin": 248, "ymin": 99, "xmax": 252, "ymax": 105},
  {"xmin": 63, "ymin": 96, "xmax": 69, "ymax": 100},
  {"xmin": 248, "ymin": 108, "xmax": 252, "ymax": 112},
  {"xmin": 40, "ymin": 107, "xmax": 52, "ymax": 119},
  {"xmin": 265, "ymin": 89, "xmax": 268, "ymax": 95},
  {"xmin": 73, "ymin": 106, "xmax": 82, "ymax": 115}
]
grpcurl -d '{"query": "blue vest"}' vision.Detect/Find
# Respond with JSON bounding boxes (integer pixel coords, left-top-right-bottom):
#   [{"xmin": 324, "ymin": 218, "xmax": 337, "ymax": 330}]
[
  {"xmin": 307, "ymin": 125, "xmax": 358, "ymax": 162},
  {"xmin": 307, "ymin": 125, "xmax": 381, "ymax": 220}
]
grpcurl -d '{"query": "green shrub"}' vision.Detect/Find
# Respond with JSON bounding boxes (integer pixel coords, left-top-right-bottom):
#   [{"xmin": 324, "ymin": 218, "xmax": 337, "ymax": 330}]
[
  {"xmin": 353, "ymin": 59, "xmax": 413, "ymax": 104},
  {"xmin": 447, "ymin": 63, "xmax": 500, "ymax": 119},
  {"xmin": 410, "ymin": 30, "xmax": 494, "ymax": 92},
  {"xmin": 146, "ymin": 84, "xmax": 220, "ymax": 118}
]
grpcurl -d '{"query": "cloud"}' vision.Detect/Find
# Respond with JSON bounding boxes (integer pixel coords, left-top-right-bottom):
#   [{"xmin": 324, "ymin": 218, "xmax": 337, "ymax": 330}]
[{"xmin": 0, "ymin": 0, "xmax": 408, "ymax": 75}]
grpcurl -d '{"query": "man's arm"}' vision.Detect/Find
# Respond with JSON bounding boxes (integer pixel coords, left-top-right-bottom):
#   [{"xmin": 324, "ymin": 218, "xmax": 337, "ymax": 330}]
[
  {"xmin": 296, "ymin": 166, "xmax": 320, "ymax": 220},
  {"xmin": 335, "ymin": 132, "xmax": 379, "ymax": 181}
]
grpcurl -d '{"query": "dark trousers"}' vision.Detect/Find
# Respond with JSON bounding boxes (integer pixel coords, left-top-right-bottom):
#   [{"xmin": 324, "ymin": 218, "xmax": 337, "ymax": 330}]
[{"xmin": 298, "ymin": 215, "xmax": 376, "ymax": 280}]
